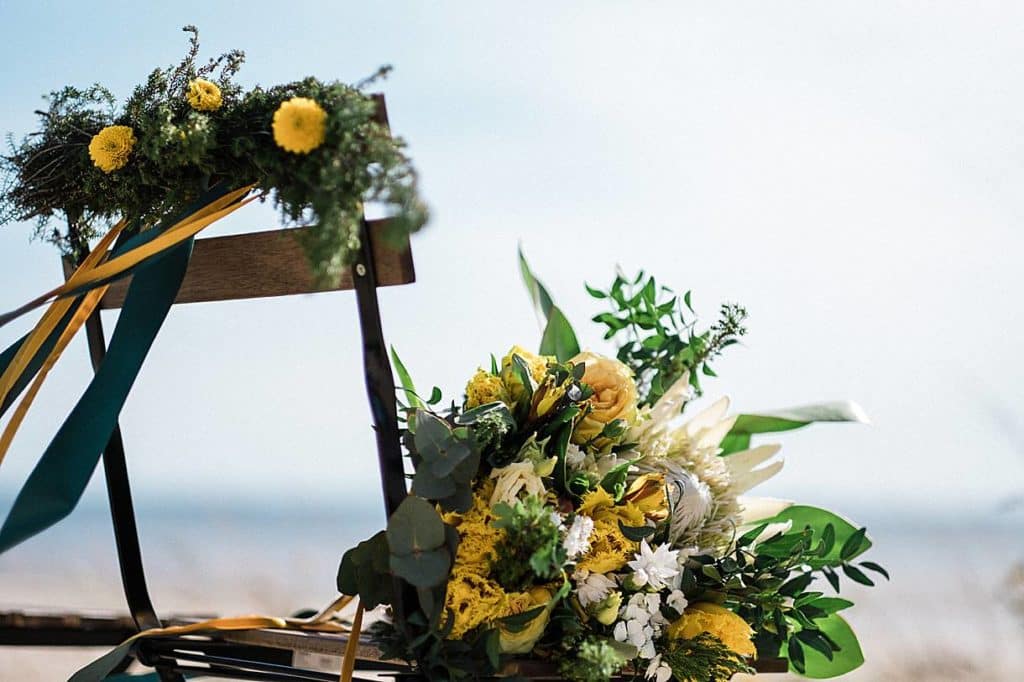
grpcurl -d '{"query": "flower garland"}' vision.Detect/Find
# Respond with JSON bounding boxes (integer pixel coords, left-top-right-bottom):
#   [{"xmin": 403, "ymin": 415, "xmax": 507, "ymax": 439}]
[{"xmin": 0, "ymin": 26, "xmax": 428, "ymax": 281}]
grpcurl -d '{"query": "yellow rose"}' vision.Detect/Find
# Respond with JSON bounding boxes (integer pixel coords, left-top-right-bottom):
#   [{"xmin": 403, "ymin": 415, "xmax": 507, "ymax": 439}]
[
  {"xmin": 465, "ymin": 369, "xmax": 509, "ymax": 408},
  {"xmin": 667, "ymin": 602, "xmax": 756, "ymax": 658},
  {"xmin": 499, "ymin": 586, "xmax": 553, "ymax": 654},
  {"xmin": 186, "ymin": 78, "xmax": 223, "ymax": 111},
  {"xmin": 570, "ymin": 351, "xmax": 638, "ymax": 447},
  {"xmin": 623, "ymin": 473, "xmax": 669, "ymax": 522}
]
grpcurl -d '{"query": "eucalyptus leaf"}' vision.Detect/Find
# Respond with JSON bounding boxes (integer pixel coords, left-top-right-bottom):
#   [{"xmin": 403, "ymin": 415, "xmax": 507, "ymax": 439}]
[
  {"xmin": 390, "ymin": 547, "xmax": 451, "ymax": 588},
  {"xmin": 387, "ymin": 496, "xmax": 446, "ymax": 556}
]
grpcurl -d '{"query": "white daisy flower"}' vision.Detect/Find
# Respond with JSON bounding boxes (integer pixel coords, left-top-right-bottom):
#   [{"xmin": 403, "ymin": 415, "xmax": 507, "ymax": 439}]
[{"xmin": 627, "ymin": 540, "xmax": 681, "ymax": 591}]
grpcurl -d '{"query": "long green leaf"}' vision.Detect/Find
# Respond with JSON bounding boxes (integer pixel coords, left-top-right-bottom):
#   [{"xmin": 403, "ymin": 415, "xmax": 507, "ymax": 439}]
[
  {"xmin": 390, "ymin": 346, "xmax": 422, "ymax": 408},
  {"xmin": 518, "ymin": 243, "xmax": 555, "ymax": 323},
  {"xmin": 721, "ymin": 401, "xmax": 869, "ymax": 455},
  {"xmin": 539, "ymin": 306, "xmax": 580, "ymax": 362}
]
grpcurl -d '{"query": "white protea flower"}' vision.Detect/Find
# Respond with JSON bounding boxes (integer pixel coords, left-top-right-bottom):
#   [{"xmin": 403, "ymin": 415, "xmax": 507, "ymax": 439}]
[
  {"xmin": 630, "ymin": 375, "xmax": 787, "ymax": 552},
  {"xmin": 627, "ymin": 540, "xmax": 680, "ymax": 591},
  {"xmin": 563, "ymin": 515, "xmax": 595, "ymax": 559},
  {"xmin": 574, "ymin": 570, "xmax": 616, "ymax": 608}
]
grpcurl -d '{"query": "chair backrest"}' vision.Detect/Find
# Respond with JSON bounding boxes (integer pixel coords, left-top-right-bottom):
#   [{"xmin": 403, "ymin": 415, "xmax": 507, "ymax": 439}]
[{"xmin": 72, "ymin": 93, "xmax": 415, "ymax": 634}]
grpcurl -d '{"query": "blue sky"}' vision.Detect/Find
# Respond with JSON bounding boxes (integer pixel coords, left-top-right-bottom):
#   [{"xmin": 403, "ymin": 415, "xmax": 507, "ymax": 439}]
[{"xmin": 0, "ymin": 2, "xmax": 1022, "ymax": 523}]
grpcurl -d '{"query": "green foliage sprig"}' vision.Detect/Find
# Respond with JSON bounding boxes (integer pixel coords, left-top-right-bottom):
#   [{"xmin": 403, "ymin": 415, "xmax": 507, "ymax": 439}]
[
  {"xmin": 492, "ymin": 495, "xmax": 567, "ymax": 590},
  {"xmin": 662, "ymin": 632, "xmax": 755, "ymax": 681},
  {"xmin": 588, "ymin": 271, "xmax": 747, "ymax": 405},
  {"xmin": 0, "ymin": 25, "xmax": 427, "ymax": 279}
]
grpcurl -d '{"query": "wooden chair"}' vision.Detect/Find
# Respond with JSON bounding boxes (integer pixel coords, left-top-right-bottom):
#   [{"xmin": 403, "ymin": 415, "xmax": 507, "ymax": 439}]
[{"xmin": 0, "ymin": 95, "xmax": 788, "ymax": 680}]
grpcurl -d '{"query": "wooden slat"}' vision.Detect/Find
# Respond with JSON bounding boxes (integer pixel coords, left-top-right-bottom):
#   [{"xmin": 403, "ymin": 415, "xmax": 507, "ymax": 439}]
[{"xmin": 74, "ymin": 219, "xmax": 415, "ymax": 309}]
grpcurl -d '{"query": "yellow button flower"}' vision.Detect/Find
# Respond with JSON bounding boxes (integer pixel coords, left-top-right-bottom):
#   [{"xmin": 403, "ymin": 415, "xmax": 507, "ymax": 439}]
[
  {"xmin": 272, "ymin": 97, "xmax": 327, "ymax": 154},
  {"xmin": 465, "ymin": 369, "xmax": 509, "ymax": 408},
  {"xmin": 667, "ymin": 602, "xmax": 756, "ymax": 658},
  {"xmin": 187, "ymin": 78, "xmax": 223, "ymax": 111},
  {"xmin": 88, "ymin": 125, "xmax": 136, "ymax": 173}
]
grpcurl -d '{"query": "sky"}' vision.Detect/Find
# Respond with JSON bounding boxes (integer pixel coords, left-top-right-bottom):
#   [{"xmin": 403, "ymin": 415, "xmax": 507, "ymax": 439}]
[{"xmin": 0, "ymin": 1, "xmax": 1022, "ymax": 525}]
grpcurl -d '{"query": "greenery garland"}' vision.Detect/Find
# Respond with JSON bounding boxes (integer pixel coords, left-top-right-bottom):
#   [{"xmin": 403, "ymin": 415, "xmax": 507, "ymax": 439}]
[{"xmin": 0, "ymin": 26, "xmax": 428, "ymax": 281}]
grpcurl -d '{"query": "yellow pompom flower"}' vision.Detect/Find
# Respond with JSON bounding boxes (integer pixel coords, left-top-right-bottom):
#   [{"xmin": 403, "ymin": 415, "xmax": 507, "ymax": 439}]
[
  {"xmin": 576, "ymin": 520, "xmax": 636, "ymax": 574},
  {"xmin": 272, "ymin": 97, "xmax": 327, "ymax": 154},
  {"xmin": 187, "ymin": 78, "xmax": 223, "ymax": 111},
  {"xmin": 466, "ymin": 369, "xmax": 509, "ymax": 408},
  {"xmin": 88, "ymin": 125, "xmax": 136, "ymax": 173},
  {"xmin": 667, "ymin": 602, "xmax": 756, "ymax": 658}
]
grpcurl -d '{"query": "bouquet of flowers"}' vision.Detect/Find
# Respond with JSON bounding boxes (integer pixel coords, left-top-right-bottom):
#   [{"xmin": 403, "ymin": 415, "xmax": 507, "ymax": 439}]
[{"xmin": 339, "ymin": 256, "xmax": 885, "ymax": 681}]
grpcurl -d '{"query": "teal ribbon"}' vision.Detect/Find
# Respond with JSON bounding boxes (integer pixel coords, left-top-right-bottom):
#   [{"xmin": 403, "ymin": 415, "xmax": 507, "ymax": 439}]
[
  {"xmin": 0, "ymin": 237, "xmax": 194, "ymax": 553},
  {"xmin": 0, "ymin": 185, "xmax": 241, "ymax": 554},
  {"xmin": 0, "ymin": 302, "xmax": 83, "ymax": 418}
]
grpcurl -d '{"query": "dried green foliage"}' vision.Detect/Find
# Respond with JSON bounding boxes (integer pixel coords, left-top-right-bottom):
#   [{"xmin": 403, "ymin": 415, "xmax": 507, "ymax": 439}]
[{"xmin": 1, "ymin": 25, "xmax": 427, "ymax": 278}]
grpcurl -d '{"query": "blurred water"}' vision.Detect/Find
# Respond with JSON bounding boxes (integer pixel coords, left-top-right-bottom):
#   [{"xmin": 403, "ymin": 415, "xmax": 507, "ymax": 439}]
[{"xmin": 1, "ymin": 502, "xmax": 1023, "ymax": 680}]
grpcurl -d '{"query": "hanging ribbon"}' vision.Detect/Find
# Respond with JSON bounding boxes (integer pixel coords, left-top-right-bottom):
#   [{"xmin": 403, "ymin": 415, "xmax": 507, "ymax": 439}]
[{"xmin": 0, "ymin": 185, "xmax": 255, "ymax": 553}]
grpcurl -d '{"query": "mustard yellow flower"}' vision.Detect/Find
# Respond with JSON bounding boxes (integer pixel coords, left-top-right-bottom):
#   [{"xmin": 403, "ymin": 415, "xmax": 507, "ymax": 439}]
[
  {"xmin": 576, "ymin": 519, "xmax": 636, "ymax": 574},
  {"xmin": 667, "ymin": 602, "xmax": 756, "ymax": 658},
  {"xmin": 272, "ymin": 97, "xmax": 327, "ymax": 154},
  {"xmin": 498, "ymin": 586, "xmax": 553, "ymax": 653},
  {"xmin": 187, "ymin": 78, "xmax": 223, "ymax": 111},
  {"xmin": 88, "ymin": 125, "xmax": 136, "ymax": 173},
  {"xmin": 465, "ymin": 369, "xmax": 509, "ymax": 408},
  {"xmin": 443, "ymin": 569, "xmax": 510, "ymax": 639}
]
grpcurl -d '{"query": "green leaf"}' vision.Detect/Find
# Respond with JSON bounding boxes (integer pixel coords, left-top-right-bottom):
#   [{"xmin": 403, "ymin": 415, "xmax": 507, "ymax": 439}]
[
  {"xmin": 390, "ymin": 346, "xmax": 422, "ymax": 409},
  {"xmin": 841, "ymin": 564, "xmax": 875, "ymax": 587},
  {"xmin": 787, "ymin": 637, "xmax": 806, "ymax": 674},
  {"xmin": 411, "ymin": 467, "xmax": 456, "ymax": 499},
  {"xmin": 796, "ymin": 630, "xmax": 836, "ymax": 661},
  {"xmin": 390, "ymin": 547, "xmax": 451, "ymax": 588},
  {"xmin": 859, "ymin": 561, "xmax": 890, "ymax": 580},
  {"xmin": 792, "ymin": 614, "xmax": 864, "ymax": 678},
  {"xmin": 839, "ymin": 528, "xmax": 868, "ymax": 562},
  {"xmin": 386, "ymin": 496, "xmax": 446, "ymax": 556},
  {"xmin": 807, "ymin": 597, "xmax": 855, "ymax": 614},
  {"xmin": 600, "ymin": 459, "xmax": 636, "ymax": 501},
  {"xmin": 539, "ymin": 306, "xmax": 580, "ymax": 362},
  {"xmin": 763, "ymin": 505, "xmax": 873, "ymax": 569},
  {"xmin": 617, "ymin": 520, "xmax": 656, "ymax": 542},
  {"xmin": 729, "ymin": 402, "xmax": 870, "ymax": 436},
  {"xmin": 519, "ymin": 245, "xmax": 555, "ymax": 322}
]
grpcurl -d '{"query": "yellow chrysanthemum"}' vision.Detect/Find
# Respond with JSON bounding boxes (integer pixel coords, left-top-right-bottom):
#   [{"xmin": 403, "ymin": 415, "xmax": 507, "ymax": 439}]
[
  {"xmin": 88, "ymin": 125, "xmax": 136, "ymax": 173},
  {"xmin": 187, "ymin": 78, "xmax": 223, "ymax": 111},
  {"xmin": 443, "ymin": 569, "xmax": 510, "ymax": 639},
  {"xmin": 466, "ymin": 369, "xmax": 509, "ymax": 408},
  {"xmin": 667, "ymin": 602, "xmax": 756, "ymax": 658},
  {"xmin": 272, "ymin": 97, "xmax": 327, "ymax": 154},
  {"xmin": 576, "ymin": 519, "xmax": 636, "ymax": 574}
]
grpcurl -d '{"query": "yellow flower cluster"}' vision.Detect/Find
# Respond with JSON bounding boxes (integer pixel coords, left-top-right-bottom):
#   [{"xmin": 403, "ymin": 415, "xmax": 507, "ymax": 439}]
[
  {"xmin": 187, "ymin": 78, "xmax": 223, "ymax": 111},
  {"xmin": 88, "ymin": 125, "xmax": 136, "ymax": 173},
  {"xmin": 667, "ymin": 602, "xmax": 756, "ymax": 658},
  {"xmin": 465, "ymin": 346, "xmax": 554, "ymax": 410},
  {"xmin": 272, "ymin": 97, "xmax": 327, "ymax": 154},
  {"xmin": 465, "ymin": 369, "xmax": 509, "ymax": 409},
  {"xmin": 575, "ymin": 488, "xmax": 642, "ymax": 573},
  {"xmin": 441, "ymin": 482, "xmax": 541, "ymax": 641}
]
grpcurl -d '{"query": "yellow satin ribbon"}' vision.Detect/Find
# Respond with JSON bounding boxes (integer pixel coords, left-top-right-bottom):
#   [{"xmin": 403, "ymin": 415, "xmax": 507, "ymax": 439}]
[
  {"xmin": 111, "ymin": 595, "xmax": 366, "ymax": 682},
  {"xmin": 0, "ymin": 185, "xmax": 258, "ymax": 466}
]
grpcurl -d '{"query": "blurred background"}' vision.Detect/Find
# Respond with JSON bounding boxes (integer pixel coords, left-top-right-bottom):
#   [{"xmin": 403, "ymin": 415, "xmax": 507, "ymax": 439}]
[{"xmin": 1, "ymin": 2, "xmax": 1023, "ymax": 679}]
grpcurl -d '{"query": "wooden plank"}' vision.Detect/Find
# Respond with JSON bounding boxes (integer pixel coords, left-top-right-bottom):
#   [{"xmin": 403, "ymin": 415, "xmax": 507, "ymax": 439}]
[{"xmin": 80, "ymin": 218, "xmax": 415, "ymax": 309}]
